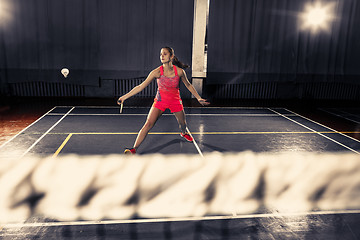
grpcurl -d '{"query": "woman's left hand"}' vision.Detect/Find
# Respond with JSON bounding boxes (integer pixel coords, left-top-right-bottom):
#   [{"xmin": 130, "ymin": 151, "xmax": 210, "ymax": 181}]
[{"xmin": 198, "ymin": 98, "xmax": 210, "ymax": 106}]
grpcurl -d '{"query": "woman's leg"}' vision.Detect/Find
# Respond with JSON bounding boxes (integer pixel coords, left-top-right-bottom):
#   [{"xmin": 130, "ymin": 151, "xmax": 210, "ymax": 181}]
[
  {"xmin": 133, "ymin": 106, "xmax": 164, "ymax": 149},
  {"xmin": 173, "ymin": 110, "xmax": 187, "ymax": 134}
]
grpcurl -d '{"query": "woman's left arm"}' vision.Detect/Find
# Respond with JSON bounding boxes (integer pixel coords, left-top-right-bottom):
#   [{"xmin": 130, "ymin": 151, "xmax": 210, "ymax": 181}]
[{"xmin": 179, "ymin": 69, "xmax": 210, "ymax": 106}]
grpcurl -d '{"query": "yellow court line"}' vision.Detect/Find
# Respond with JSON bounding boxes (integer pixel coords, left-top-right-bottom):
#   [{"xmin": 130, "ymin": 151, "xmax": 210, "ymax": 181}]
[
  {"xmin": 51, "ymin": 131, "xmax": 359, "ymax": 157},
  {"xmin": 52, "ymin": 133, "xmax": 73, "ymax": 158}
]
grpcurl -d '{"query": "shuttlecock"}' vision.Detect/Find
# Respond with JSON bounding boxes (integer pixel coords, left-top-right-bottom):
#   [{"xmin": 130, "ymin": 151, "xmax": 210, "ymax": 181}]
[{"xmin": 61, "ymin": 68, "xmax": 69, "ymax": 78}]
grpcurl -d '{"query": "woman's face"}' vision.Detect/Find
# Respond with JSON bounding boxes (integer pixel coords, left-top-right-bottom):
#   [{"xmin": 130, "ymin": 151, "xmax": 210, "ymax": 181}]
[{"xmin": 160, "ymin": 48, "xmax": 172, "ymax": 63}]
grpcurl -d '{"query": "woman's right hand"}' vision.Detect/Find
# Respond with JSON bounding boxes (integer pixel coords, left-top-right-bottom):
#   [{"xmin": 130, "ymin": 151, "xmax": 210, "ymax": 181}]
[{"xmin": 117, "ymin": 96, "xmax": 125, "ymax": 105}]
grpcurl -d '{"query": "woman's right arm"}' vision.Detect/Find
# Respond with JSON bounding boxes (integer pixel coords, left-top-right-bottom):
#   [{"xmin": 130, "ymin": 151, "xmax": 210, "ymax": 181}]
[{"xmin": 117, "ymin": 69, "xmax": 158, "ymax": 105}]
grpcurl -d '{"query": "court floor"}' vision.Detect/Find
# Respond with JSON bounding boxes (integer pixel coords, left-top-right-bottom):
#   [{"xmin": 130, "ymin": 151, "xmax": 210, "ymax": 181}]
[
  {"xmin": 1, "ymin": 106, "xmax": 360, "ymax": 239},
  {"xmin": 1, "ymin": 106, "xmax": 359, "ymax": 158},
  {"xmin": 2, "ymin": 211, "xmax": 360, "ymax": 239}
]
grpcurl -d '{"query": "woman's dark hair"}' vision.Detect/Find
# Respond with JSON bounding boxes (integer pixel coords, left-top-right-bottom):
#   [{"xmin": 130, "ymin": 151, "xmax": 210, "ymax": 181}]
[{"xmin": 162, "ymin": 46, "xmax": 190, "ymax": 69}]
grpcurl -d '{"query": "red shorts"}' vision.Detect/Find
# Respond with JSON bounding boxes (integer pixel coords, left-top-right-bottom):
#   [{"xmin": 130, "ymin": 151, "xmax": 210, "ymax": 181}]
[{"xmin": 153, "ymin": 98, "xmax": 183, "ymax": 113}]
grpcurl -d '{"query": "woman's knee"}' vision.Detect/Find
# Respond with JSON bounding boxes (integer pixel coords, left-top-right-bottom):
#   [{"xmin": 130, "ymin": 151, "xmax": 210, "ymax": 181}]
[{"xmin": 143, "ymin": 120, "xmax": 155, "ymax": 130}]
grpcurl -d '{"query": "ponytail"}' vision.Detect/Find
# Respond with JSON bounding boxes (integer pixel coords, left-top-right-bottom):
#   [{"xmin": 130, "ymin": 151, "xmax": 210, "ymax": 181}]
[
  {"xmin": 172, "ymin": 56, "xmax": 190, "ymax": 69},
  {"xmin": 162, "ymin": 46, "xmax": 190, "ymax": 69}
]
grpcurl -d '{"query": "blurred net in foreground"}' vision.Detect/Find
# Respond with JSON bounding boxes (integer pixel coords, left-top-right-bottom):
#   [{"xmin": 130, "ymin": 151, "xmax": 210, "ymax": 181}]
[{"xmin": 0, "ymin": 151, "xmax": 360, "ymax": 223}]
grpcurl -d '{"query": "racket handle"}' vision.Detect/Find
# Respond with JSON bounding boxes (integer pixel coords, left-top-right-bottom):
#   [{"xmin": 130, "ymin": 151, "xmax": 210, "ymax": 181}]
[{"xmin": 120, "ymin": 102, "xmax": 123, "ymax": 113}]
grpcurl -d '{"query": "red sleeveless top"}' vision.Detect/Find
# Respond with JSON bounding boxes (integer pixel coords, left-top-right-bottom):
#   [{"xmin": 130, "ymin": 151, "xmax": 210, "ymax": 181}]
[{"xmin": 155, "ymin": 66, "xmax": 181, "ymax": 101}]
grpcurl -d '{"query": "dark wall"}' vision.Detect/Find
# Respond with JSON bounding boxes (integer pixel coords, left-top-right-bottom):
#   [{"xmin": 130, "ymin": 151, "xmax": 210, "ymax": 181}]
[
  {"xmin": 206, "ymin": 0, "xmax": 360, "ymax": 85},
  {"xmin": 0, "ymin": 0, "xmax": 194, "ymax": 95},
  {"xmin": 1, "ymin": 0, "xmax": 359, "ymax": 100}
]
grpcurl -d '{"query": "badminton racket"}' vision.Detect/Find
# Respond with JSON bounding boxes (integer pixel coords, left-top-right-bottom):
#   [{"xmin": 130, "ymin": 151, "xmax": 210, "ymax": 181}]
[{"xmin": 120, "ymin": 102, "xmax": 123, "ymax": 114}]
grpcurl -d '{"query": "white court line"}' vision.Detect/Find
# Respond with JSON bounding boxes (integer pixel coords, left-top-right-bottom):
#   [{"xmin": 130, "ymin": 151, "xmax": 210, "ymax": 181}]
[
  {"xmin": 186, "ymin": 127, "xmax": 204, "ymax": 158},
  {"xmin": 269, "ymin": 108, "xmax": 359, "ymax": 154},
  {"xmin": 0, "ymin": 107, "xmax": 57, "ymax": 149},
  {"xmin": 336, "ymin": 108, "xmax": 360, "ymax": 119},
  {"xmin": 2, "ymin": 209, "xmax": 360, "ymax": 228},
  {"xmin": 54, "ymin": 106, "xmax": 271, "ymax": 109},
  {"xmin": 47, "ymin": 113, "xmax": 288, "ymax": 117},
  {"xmin": 20, "ymin": 107, "xmax": 75, "ymax": 158},
  {"xmin": 48, "ymin": 113, "xmax": 155, "ymax": 116},
  {"xmin": 285, "ymin": 108, "xmax": 360, "ymax": 144},
  {"xmin": 320, "ymin": 108, "xmax": 360, "ymax": 125}
]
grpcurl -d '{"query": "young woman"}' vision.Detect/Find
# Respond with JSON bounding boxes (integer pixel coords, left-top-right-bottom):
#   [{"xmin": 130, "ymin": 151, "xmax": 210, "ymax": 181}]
[{"xmin": 117, "ymin": 47, "xmax": 209, "ymax": 154}]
